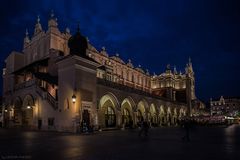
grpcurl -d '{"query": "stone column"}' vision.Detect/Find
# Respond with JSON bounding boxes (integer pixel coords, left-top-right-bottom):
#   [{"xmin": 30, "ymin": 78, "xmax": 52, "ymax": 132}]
[{"xmin": 173, "ymin": 91, "xmax": 176, "ymax": 101}]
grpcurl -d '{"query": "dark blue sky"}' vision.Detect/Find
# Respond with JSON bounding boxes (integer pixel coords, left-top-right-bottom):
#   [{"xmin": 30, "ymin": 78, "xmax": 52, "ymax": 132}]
[{"xmin": 0, "ymin": 0, "xmax": 240, "ymax": 102}]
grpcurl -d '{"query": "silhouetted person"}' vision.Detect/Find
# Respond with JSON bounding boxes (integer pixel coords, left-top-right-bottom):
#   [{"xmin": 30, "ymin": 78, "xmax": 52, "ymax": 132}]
[{"xmin": 81, "ymin": 120, "xmax": 89, "ymax": 133}]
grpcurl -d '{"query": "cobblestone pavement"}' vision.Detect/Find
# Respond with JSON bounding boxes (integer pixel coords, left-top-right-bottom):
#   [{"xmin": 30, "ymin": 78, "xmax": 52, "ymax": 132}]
[{"xmin": 0, "ymin": 125, "xmax": 240, "ymax": 160}]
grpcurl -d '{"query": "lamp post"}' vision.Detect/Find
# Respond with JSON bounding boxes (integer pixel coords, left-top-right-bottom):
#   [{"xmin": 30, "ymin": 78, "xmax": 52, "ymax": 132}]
[
  {"xmin": 27, "ymin": 102, "xmax": 31, "ymax": 109},
  {"xmin": 72, "ymin": 93, "xmax": 80, "ymax": 133},
  {"xmin": 3, "ymin": 104, "xmax": 8, "ymax": 128},
  {"xmin": 72, "ymin": 94, "xmax": 76, "ymax": 103}
]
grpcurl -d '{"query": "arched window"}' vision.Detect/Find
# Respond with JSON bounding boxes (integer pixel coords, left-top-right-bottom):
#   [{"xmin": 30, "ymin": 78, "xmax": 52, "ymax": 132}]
[
  {"xmin": 122, "ymin": 108, "xmax": 131, "ymax": 126},
  {"xmin": 139, "ymin": 76, "xmax": 142, "ymax": 84},
  {"xmin": 105, "ymin": 106, "xmax": 116, "ymax": 127}
]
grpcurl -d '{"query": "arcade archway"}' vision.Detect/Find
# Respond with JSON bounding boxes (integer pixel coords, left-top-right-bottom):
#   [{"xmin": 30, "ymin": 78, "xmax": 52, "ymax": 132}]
[
  {"xmin": 121, "ymin": 98, "xmax": 134, "ymax": 128},
  {"xmin": 13, "ymin": 97, "xmax": 23, "ymax": 126},
  {"xmin": 136, "ymin": 100, "xmax": 147, "ymax": 123},
  {"xmin": 99, "ymin": 93, "xmax": 119, "ymax": 128},
  {"xmin": 22, "ymin": 94, "xmax": 34, "ymax": 127},
  {"xmin": 159, "ymin": 105, "xmax": 165, "ymax": 126},
  {"xmin": 149, "ymin": 104, "xmax": 157, "ymax": 126}
]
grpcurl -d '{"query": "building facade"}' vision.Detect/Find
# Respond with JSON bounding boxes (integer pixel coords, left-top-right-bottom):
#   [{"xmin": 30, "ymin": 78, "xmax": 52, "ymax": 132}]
[
  {"xmin": 2, "ymin": 14, "xmax": 199, "ymax": 132},
  {"xmin": 210, "ymin": 96, "xmax": 240, "ymax": 116}
]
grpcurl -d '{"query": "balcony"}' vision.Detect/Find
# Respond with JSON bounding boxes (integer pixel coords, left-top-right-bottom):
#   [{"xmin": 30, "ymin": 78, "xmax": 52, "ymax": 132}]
[{"xmin": 97, "ymin": 78, "xmax": 169, "ymax": 101}]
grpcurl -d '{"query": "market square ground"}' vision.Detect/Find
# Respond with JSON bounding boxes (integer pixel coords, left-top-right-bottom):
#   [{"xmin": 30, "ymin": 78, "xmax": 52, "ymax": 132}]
[{"xmin": 0, "ymin": 125, "xmax": 240, "ymax": 160}]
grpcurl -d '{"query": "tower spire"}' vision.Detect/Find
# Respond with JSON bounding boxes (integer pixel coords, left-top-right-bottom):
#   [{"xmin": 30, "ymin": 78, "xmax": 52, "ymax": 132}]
[
  {"xmin": 34, "ymin": 15, "xmax": 42, "ymax": 35},
  {"xmin": 25, "ymin": 28, "xmax": 29, "ymax": 37},
  {"xmin": 189, "ymin": 57, "xmax": 192, "ymax": 65},
  {"xmin": 51, "ymin": 9, "xmax": 54, "ymax": 18},
  {"xmin": 166, "ymin": 64, "xmax": 171, "ymax": 70},
  {"xmin": 173, "ymin": 65, "xmax": 177, "ymax": 74},
  {"xmin": 188, "ymin": 57, "xmax": 193, "ymax": 72},
  {"xmin": 86, "ymin": 37, "xmax": 90, "ymax": 42},
  {"xmin": 37, "ymin": 15, "xmax": 40, "ymax": 23},
  {"xmin": 24, "ymin": 28, "xmax": 30, "ymax": 47},
  {"xmin": 48, "ymin": 10, "xmax": 58, "ymax": 29}
]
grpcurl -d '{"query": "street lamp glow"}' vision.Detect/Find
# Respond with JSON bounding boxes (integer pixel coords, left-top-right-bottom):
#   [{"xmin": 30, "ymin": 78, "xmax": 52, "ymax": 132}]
[
  {"xmin": 72, "ymin": 94, "xmax": 76, "ymax": 103},
  {"xmin": 27, "ymin": 103, "xmax": 31, "ymax": 109}
]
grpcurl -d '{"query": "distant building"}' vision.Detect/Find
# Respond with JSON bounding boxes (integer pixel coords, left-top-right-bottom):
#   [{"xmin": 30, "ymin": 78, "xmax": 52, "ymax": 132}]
[
  {"xmin": 210, "ymin": 96, "xmax": 240, "ymax": 116},
  {"xmin": 0, "ymin": 96, "xmax": 3, "ymax": 127},
  {"xmin": 192, "ymin": 99, "xmax": 207, "ymax": 116},
  {"xmin": 2, "ymin": 13, "xmax": 201, "ymax": 132}
]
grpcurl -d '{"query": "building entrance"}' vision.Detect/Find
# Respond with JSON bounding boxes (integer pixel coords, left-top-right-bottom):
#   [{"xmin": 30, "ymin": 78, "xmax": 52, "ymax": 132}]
[{"xmin": 82, "ymin": 110, "xmax": 90, "ymax": 131}]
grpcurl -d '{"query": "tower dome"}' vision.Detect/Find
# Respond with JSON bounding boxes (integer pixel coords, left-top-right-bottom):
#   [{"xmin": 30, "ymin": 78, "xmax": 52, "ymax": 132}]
[{"xmin": 68, "ymin": 25, "xmax": 88, "ymax": 57}]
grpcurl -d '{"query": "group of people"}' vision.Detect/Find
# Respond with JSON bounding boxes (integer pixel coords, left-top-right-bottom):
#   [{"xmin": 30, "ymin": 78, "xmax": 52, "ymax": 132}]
[
  {"xmin": 137, "ymin": 118, "xmax": 194, "ymax": 141},
  {"xmin": 180, "ymin": 118, "xmax": 197, "ymax": 142},
  {"xmin": 81, "ymin": 121, "xmax": 94, "ymax": 133},
  {"xmin": 80, "ymin": 118, "xmax": 194, "ymax": 141}
]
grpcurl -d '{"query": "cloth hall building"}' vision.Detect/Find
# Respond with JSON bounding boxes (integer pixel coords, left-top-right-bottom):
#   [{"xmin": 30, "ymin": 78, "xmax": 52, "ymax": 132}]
[{"xmin": 2, "ymin": 14, "xmax": 199, "ymax": 132}]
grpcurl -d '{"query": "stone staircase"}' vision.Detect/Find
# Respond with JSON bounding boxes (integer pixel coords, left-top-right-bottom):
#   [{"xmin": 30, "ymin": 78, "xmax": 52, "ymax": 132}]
[{"xmin": 36, "ymin": 85, "xmax": 58, "ymax": 110}]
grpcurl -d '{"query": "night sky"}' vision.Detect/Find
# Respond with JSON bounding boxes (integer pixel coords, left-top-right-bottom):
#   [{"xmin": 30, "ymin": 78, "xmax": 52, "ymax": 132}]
[{"xmin": 0, "ymin": 0, "xmax": 240, "ymax": 102}]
